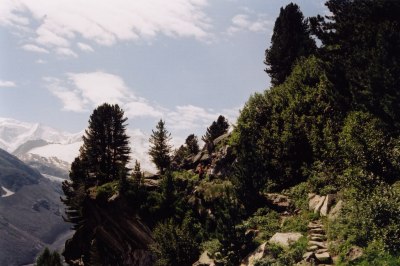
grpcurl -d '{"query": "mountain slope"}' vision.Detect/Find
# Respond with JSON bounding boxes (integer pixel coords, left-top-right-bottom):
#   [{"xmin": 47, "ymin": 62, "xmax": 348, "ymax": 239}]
[{"xmin": 0, "ymin": 149, "xmax": 70, "ymax": 266}]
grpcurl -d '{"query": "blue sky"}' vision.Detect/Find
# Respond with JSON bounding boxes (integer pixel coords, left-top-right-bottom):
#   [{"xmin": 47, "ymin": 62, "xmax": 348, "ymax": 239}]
[{"xmin": 0, "ymin": 0, "xmax": 326, "ymax": 142}]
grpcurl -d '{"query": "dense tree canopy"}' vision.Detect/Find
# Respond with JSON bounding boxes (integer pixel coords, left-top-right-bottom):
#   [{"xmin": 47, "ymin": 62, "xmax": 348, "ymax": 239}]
[{"xmin": 265, "ymin": 3, "xmax": 316, "ymax": 86}]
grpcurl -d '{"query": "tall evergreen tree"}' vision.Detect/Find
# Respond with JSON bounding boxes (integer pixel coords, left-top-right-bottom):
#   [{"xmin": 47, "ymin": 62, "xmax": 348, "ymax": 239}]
[
  {"xmin": 132, "ymin": 160, "xmax": 143, "ymax": 186},
  {"xmin": 149, "ymin": 119, "xmax": 172, "ymax": 175},
  {"xmin": 81, "ymin": 103, "xmax": 131, "ymax": 185},
  {"xmin": 202, "ymin": 115, "xmax": 229, "ymax": 144},
  {"xmin": 265, "ymin": 3, "xmax": 316, "ymax": 86},
  {"xmin": 310, "ymin": 0, "xmax": 400, "ymax": 129},
  {"xmin": 185, "ymin": 134, "xmax": 200, "ymax": 155},
  {"xmin": 61, "ymin": 103, "xmax": 132, "ymax": 265}
]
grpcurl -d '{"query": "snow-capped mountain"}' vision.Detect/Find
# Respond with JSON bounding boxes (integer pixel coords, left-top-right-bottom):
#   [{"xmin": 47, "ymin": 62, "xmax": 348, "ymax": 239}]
[
  {"xmin": 0, "ymin": 117, "xmax": 83, "ymax": 153},
  {"xmin": 0, "ymin": 117, "xmax": 156, "ymax": 173}
]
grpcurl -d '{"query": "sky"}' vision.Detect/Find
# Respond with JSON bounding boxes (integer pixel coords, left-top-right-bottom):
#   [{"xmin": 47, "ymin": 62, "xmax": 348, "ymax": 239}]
[{"xmin": 0, "ymin": 0, "xmax": 327, "ymax": 144}]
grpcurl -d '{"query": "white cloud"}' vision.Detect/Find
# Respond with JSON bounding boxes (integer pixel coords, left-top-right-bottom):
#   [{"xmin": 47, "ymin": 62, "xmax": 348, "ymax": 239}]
[
  {"xmin": 77, "ymin": 42, "xmax": 94, "ymax": 52},
  {"xmin": 167, "ymin": 105, "xmax": 220, "ymax": 130},
  {"xmin": 227, "ymin": 13, "xmax": 272, "ymax": 35},
  {"xmin": 55, "ymin": 47, "xmax": 78, "ymax": 58},
  {"xmin": 21, "ymin": 44, "xmax": 49, "ymax": 53},
  {"xmin": 45, "ymin": 71, "xmax": 150, "ymax": 114},
  {"xmin": 2, "ymin": 0, "xmax": 212, "ymax": 56},
  {"xmin": 125, "ymin": 101, "xmax": 163, "ymax": 118},
  {"xmin": 0, "ymin": 80, "xmax": 16, "ymax": 87},
  {"xmin": 44, "ymin": 77, "xmax": 87, "ymax": 112},
  {"xmin": 45, "ymin": 71, "xmax": 238, "ymax": 136},
  {"xmin": 67, "ymin": 72, "xmax": 131, "ymax": 106},
  {"xmin": 36, "ymin": 59, "xmax": 46, "ymax": 64}
]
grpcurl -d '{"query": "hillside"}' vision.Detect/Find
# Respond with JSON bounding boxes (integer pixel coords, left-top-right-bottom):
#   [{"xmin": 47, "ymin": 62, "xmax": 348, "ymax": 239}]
[{"xmin": 0, "ymin": 149, "xmax": 71, "ymax": 266}]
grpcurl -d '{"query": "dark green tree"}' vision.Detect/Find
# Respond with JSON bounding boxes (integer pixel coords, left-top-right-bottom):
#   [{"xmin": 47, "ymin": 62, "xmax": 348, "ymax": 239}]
[
  {"xmin": 132, "ymin": 160, "xmax": 143, "ymax": 186},
  {"xmin": 149, "ymin": 119, "xmax": 172, "ymax": 175},
  {"xmin": 185, "ymin": 134, "xmax": 199, "ymax": 155},
  {"xmin": 310, "ymin": 0, "xmax": 400, "ymax": 129},
  {"xmin": 265, "ymin": 3, "xmax": 316, "ymax": 86},
  {"xmin": 35, "ymin": 248, "xmax": 62, "ymax": 266},
  {"xmin": 61, "ymin": 103, "xmax": 132, "ymax": 265},
  {"xmin": 202, "ymin": 115, "xmax": 229, "ymax": 144},
  {"xmin": 81, "ymin": 103, "xmax": 131, "ymax": 185}
]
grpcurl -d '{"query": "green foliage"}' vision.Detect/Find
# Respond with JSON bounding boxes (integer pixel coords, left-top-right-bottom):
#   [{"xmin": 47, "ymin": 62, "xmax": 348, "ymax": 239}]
[
  {"xmin": 328, "ymin": 182, "xmax": 400, "ymax": 256},
  {"xmin": 265, "ymin": 3, "xmax": 316, "ymax": 86},
  {"xmin": 82, "ymin": 103, "xmax": 131, "ymax": 185},
  {"xmin": 149, "ymin": 119, "xmax": 172, "ymax": 175},
  {"xmin": 35, "ymin": 248, "xmax": 62, "ymax": 266},
  {"xmin": 152, "ymin": 218, "xmax": 200, "ymax": 266},
  {"xmin": 233, "ymin": 56, "xmax": 343, "ymax": 199},
  {"xmin": 185, "ymin": 134, "xmax": 200, "ymax": 155},
  {"xmin": 311, "ymin": 0, "xmax": 400, "ymax": 129},
  {"xmin": 254, "ymin": 237, "xmax": 307, "ymax": 266},
  {"xmin": 242, "ymin": 208, "xmax": 280, "ymax": 243},
  {"xmin": 201, "ymin": 239, "xmax": 222, "ymax": 256}
]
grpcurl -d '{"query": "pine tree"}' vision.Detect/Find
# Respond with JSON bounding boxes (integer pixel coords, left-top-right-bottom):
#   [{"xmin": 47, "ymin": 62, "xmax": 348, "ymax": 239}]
[
  {"xmin": 265, "ymin": 3, "xmax": 316, "ymax": 86},
  {"xmin": 61, "ymin": 103, "xmax": 131, "ymax": 264},
  {"xmin": 202, "ymin": 115, "xmax": 229, "ymax": 144},
  {"xmin": 185, "ymin": 134, "xmax": 199, "ymax": 155},
  {"xmin": 149, "ymin": 119, "xmax": 172, "ymax": 175},
  {"xmin": 132, "ymin": 160, "xmax": 143, "ymax": 186},
  {"xmin": 81, "ymin": 103, "xmax": 131, "ymax": 185}
]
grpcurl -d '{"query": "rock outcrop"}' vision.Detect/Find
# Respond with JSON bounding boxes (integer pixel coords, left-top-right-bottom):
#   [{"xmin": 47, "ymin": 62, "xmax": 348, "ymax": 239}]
[
  {"xmin": 308, "ymin": 193, "xmax": 342, "ymax": 218},
  {"xmin": 63, "ymin": 194, "xmax": 154, "ymax": 266},
  {"xmin": 269, "ymin": 232, "xmax": 303, "ymax": 247}
]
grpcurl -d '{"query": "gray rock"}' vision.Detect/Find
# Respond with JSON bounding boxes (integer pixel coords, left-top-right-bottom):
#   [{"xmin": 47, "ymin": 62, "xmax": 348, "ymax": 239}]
[
  {"xmin": 315, "ymin": 252, "xmax": 331, "ymax": 263},
  {"xmin": 346, "ymin": 246, "xmax": 363, "ymax": 262},
  {"xmin": 307, "ymin": 245, "xmax": 319, "ymax": 252},
  {"xmin": 193, "ymin": 251, "xmax": 215, "ymax": 266},
  {"xmin": 328, "ymin": 199, "xmax": 343, "ymax": 220},
  {"xmin": 309, "ymin": 240, "xmax": 327, "ymax": 249},
  {"xmin": 309, "ymin": 195, "xmax": 325, "ymax": 213},
  {"xmin": 213, "ymin": 133, "xmax": 230, "ymax": 146},
  {"xmin": 240, "ymin": 242, "xmax": 268, "ymax": 266},
  {"xmin": 269, "ymin": 232, "xmax": 303, "ymax": 247},
  {"xmin": 320, "ymin": 194, "xmax": 336, "ymax": 216}
]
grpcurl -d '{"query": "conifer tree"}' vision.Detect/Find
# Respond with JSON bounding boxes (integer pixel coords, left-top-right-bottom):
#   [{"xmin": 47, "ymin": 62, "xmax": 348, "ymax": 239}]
[
  {"xmin": 61, "ymin": 103, "xmax": 131, "ymax": 264},
  {"xmin": 265, "ymin": 3, "xmax": 316, "ymax": 86},
  {"xmin": 81, "ymin": 103, "xmax": 131, "ymax": 185},
  {"xmin": 202, "ymin": 115, "xmax": 229, "ymax": 144},
  {"xmin": 132, "ymin": 160, "xmax": 143, "ymax": 186},
  {"xmin": 149, "ymin": 119, "xmax": 172, "ymax": 175},
  {"xmin": 185, "ymin": 134, "xmax": 199, "ymax": 155}
]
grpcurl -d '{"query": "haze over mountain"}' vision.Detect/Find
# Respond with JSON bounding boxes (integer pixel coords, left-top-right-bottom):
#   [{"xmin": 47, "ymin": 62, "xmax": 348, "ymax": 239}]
[{"xmin": 0, "ymin": 117, "xmax": 157, "ymax": 172}]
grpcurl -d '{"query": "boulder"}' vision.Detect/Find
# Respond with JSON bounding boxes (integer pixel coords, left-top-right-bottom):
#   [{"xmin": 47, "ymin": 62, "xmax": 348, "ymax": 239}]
[
  {"xmin": 314, "ymin": 196, "xmax": 326, "ymax": 214},
  {"xmin": 265, "ymin": 193, "xmax": 291, "ymax": 211},
  {"xmin": 315, "ymin": 252, "xmax": 331, "ymax": 264},
  {"xmin": 269, "ymin": 232, "xmax": 303, "ymax": 247},
  {"xmin": 328, "ymin": 200, "xmax": 343, "ymax": 220},
  {"xmin": 320, "ymin": 194, "xmax": 336, "ymax": 216},
  {"xmin": 193, "ymin": 251, "xmax": 215, "ymax": 266},
  {"xmin": 309, "ymin": 195, "xmax": 325, "ymax": 213},
  {"xmin": 240, "ymin": 242, "xmax": 268, "ymax": 266},
  {"xmin": 213, "ymin": 133, "xmax": 230, "ymax": 146},
  {"xmin": 346, "ymin": 246, "xmax": 363, "ymax": 262}
]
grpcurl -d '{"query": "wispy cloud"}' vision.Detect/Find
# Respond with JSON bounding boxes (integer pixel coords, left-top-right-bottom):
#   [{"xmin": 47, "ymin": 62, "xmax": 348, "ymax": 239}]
[
  {"xmin": 44, "ymin": 71, "xmax": 239, "ymax": 133},
  {"xmin": 21, "ymin": 44, "xmax": 49, "ymax": 53},
  {"xmin": 0, "ymin": 80, "xmax": 16, "ymax": 87},
  {"xmin": 77, "ymin": 42, "xmax": 94, "ymax": 52},
  {"xmin": 2, "ymin": 0, "xmax": 212, "ymax": 56},
  {"xmin": 227, "ymin": 13, "xmax": 272, "ymax": 35}
]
